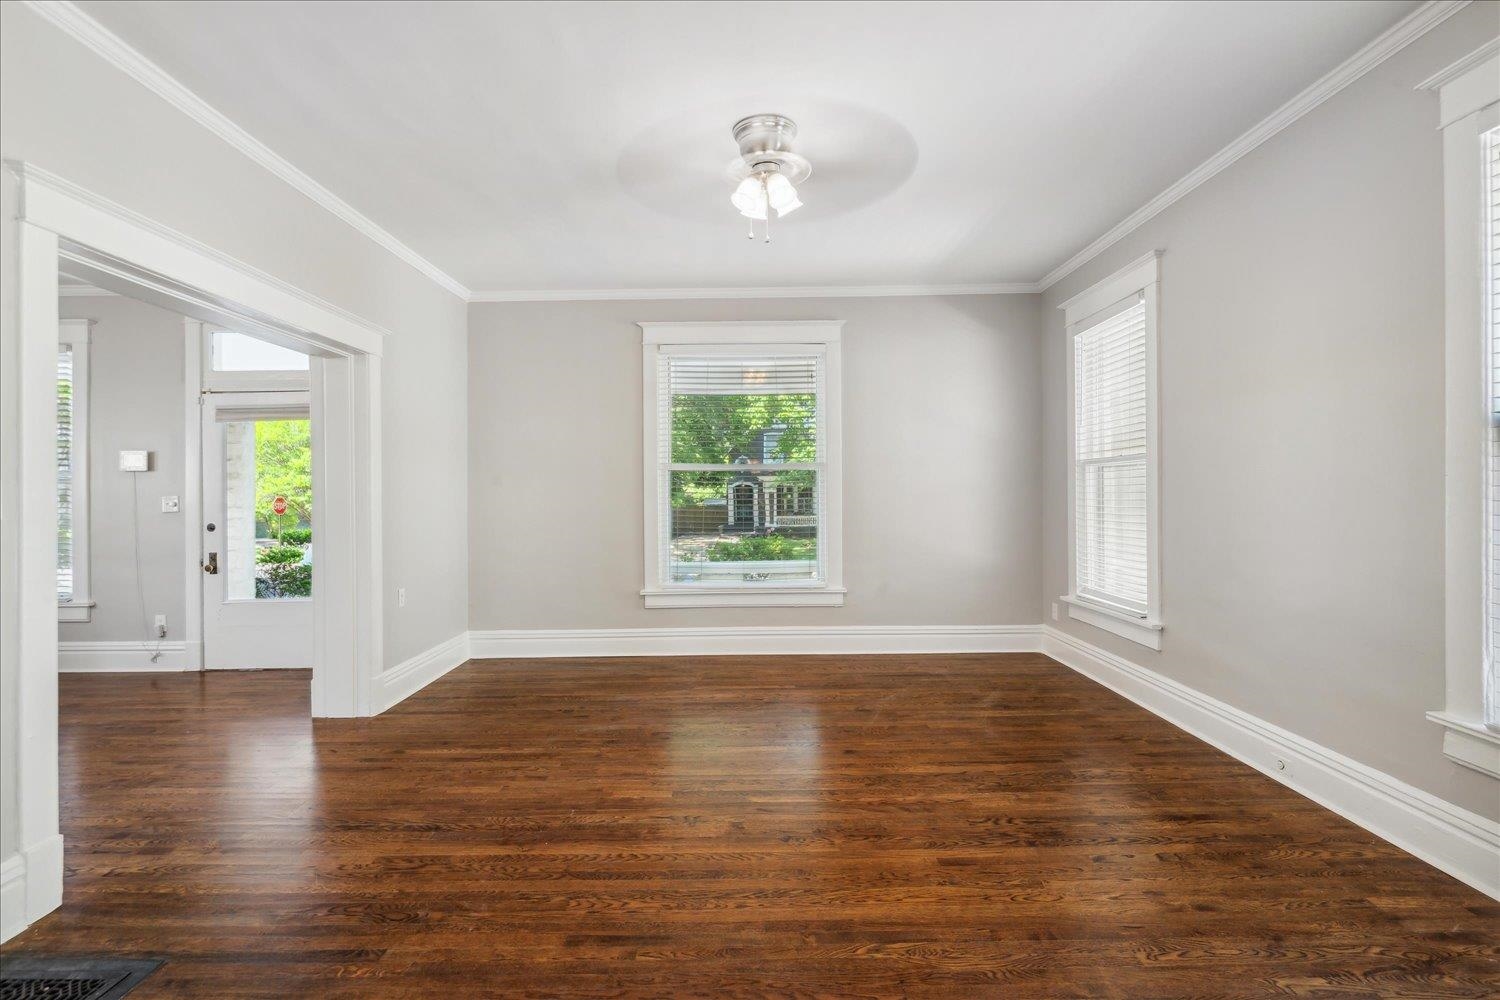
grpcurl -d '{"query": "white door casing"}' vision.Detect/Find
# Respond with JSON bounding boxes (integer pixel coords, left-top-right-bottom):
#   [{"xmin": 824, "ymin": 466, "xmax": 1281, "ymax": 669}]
[{"xmin": 5, "ymin": 161, "xmax": 386, "ymax": 942}]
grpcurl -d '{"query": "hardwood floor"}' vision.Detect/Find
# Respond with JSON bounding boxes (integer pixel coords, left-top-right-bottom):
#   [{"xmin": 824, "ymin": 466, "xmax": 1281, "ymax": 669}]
[{"xmin": 3, "ymin": 654, "xmax": 1496, "ymax": 998}]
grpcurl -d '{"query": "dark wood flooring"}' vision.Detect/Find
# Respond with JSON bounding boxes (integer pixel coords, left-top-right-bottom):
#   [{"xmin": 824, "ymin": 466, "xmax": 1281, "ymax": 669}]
[{"xmin": 3, "ymin": 654, "xmax": 1496, "ymax": 997}]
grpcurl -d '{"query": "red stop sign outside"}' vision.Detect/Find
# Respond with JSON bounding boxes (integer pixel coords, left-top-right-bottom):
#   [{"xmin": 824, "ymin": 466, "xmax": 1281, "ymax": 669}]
[{"xmin": 272, "ymin": 496, "xmax": 288, "ymax": 516}]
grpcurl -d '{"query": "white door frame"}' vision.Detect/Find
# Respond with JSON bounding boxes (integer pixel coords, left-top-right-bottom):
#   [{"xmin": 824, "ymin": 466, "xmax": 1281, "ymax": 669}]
[
  {"xmin": 6, "ymin": 160, "xmax": 386, "ymax": 935},
  {"xmin": 200, "ymin": 389, "xmax": 315, "ymax": 669}
]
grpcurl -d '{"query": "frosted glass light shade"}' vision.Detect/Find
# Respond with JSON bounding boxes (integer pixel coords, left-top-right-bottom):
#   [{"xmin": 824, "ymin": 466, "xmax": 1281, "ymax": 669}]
[
  {"xmin": 731, "ymin": 176, "xmax": 767, "ymax": 220},
  {"xmin": 764, "ymin": 172, "xmax": 802, "ymax": 216}
]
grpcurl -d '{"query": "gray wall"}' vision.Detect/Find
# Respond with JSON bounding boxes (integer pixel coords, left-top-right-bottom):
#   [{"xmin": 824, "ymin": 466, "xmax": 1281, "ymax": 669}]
[
  {"xmin": 1, "ymin": 3, "xmax": 469, "ymax": 871},
  {"xmin": 57, "ymin": 296, "xmax": 187, "ymax": 644},
  {"xmin": 1040, "ymin": 2, "xmax": 1500, "ymax": 821},
  {"xmin": 469, "ymin": 295, "xmax": 1043, "ymax": 629}
]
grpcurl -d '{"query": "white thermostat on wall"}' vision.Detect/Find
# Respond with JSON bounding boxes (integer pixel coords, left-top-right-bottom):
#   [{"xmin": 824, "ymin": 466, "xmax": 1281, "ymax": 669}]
[{"xmin": 118, "ymin": 450, "xmax": 150, "ymax": 473}]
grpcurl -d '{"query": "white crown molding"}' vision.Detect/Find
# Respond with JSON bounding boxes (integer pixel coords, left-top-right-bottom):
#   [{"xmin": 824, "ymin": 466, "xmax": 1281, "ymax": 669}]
[
  {"xmin": 22, "ymin": 0, "xmax": 471, "ymax": 301},
  {"xmin": 469, "ymin": 282, "xmax": 1040, "ymax": 303},
  {"xmin": 1036, "ymin": 0, "xmax": 1473, "ymax": 292},
  {"xmin": 19, "ymin": 0, "xmax": 1473, "ymax": 307},
  {"xmin": 1417, "ymin": 35, "xmax": 1500, "ymax": 90},
  {"xmin": 58, "ymin": 284, "xmax": 117, "ymax": 297}
]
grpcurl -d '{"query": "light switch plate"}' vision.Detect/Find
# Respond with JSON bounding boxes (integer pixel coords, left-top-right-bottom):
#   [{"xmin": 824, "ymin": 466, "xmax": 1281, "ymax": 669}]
[
  {"xmin": 161, "ymin": 496, "xmax": 180, "ymax": 513},
  {"xmin": 118, "ymin": 450, "xmax": 150, "ymax": 472}
]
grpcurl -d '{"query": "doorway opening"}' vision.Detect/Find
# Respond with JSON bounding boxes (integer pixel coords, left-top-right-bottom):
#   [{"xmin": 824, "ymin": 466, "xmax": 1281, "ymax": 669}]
[
  {"xmin": 10, "ymin": 162, "xmax": 387, "ymax": 938},
  {"xmin": 198, "ymin": 329, "xmax": 315, "ymax": 670}
]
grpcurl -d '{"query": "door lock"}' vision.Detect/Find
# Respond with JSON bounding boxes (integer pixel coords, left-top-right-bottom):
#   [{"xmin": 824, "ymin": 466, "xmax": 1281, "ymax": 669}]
[{"xmin": 203, "ymin": 551, "xmax": 219, "ymax": 575}]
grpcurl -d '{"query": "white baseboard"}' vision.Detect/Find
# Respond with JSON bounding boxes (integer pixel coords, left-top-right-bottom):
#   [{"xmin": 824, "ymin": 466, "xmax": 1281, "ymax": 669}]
[
  {"xmin": 468, "ymin": 624, "xmax": 1042, "ymax": 659},
  {"xmin": 58, "ymin": 640, "xmax": 194, "ymax": 672},
  {"xmin": 375, "ymin": 632, "xmax": 470, "ymax": 713},
  {"xmin": 1040, "ymin": 626, "xmax": 1500, "ymax": 901},
  {"xmin": 0, "ymin": 833, "xmax": 64, "ymax": 944},
  {"xmin": 0, "ymin": 855, "xmax": 24, "ymax": 942}
]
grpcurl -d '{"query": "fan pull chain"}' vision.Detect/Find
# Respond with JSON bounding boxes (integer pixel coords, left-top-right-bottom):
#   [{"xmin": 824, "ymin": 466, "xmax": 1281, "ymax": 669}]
[{"xmin": 764, "ymin": 175, "xmax": 772, "ymax": 244}]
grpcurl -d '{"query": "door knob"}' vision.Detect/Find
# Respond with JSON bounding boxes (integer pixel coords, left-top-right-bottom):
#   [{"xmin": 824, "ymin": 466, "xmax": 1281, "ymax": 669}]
[{"xmin": 203, "ymin": 551, "xmax": 219, "ymax": 574}]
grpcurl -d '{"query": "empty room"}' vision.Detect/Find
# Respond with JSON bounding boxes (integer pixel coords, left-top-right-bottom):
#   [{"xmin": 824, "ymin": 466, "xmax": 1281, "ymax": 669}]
[{"xmin": 1, "ymin": 1, "xmax": 1497, "ymax": 997}]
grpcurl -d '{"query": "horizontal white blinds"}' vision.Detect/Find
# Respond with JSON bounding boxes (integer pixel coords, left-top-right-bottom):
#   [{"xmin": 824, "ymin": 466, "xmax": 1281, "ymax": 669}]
[
  {"xmin": 1486, "ymin": 125, "xmax": 1500, "ymax": 724},
  {"xmin": 1074, "ymin": 296, "xmax": 1149, "ymax": 615},
  {"xmin": 57, "ymin": 345, "xmax": 76, "ymax": 602},
  {"xmin": 657, "ymin": 352, "xmax": 824, "ymax": 585}
]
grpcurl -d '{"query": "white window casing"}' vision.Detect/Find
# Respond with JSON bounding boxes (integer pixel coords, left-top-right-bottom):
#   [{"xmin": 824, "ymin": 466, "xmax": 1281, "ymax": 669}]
[
  {"xmin": 1431, "ymin": 42, "xmax": 1500, "ymax": 780},
  {"xmin": 640, "ymin": 321, "xmax": 844, "ymax": 608},
  {"xmin": 57, "ymin": 318, "xmax": 94, "ymax": 622},
  {"xmin": 1059, "ymin": 251, "xmax": 1163, "ymax": 650}
]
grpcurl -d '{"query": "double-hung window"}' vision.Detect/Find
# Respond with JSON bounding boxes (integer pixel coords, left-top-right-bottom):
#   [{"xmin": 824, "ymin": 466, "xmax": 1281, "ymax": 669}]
[
  {"xmin": 57, "ymin": 319, "xmax": 93, "ymax": 622},
  {"xmin": 1431, "ymin": 43, "xmax": 1500, "ymax": 779},
  {"xmin": 640, "ymin": 322, "xmax": 844, "ymax": 608},
  {"xmin": 1060, "ymin": 252, "xmax": 1162, "ymax": 649},
  {"xmin": 1485, "ymin": 122, "xmax": 1500, "ymax": 731}
]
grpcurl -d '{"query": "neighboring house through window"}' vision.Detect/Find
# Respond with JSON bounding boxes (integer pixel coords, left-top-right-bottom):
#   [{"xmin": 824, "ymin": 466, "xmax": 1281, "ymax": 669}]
[{"xmin": 640, "ymin": 321, "xmax": 844, "ymax": 608}]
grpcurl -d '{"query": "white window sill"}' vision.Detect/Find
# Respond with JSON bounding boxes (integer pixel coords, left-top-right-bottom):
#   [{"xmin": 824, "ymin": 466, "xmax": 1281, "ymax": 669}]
[
  {"xmin": 1426, "ymin": 711, "xmax": 1500, "ymax": 780},
  {"xmin": 1059, "ymin": 595, "xmax": 1162, "ymax": 650},
  {"xmin": 643, "ymin": 587, "xmax": 846, "ymax": 609},
  {"xmin": 58, "ymin": 600, "xmax": 95, "ymax": 623}
]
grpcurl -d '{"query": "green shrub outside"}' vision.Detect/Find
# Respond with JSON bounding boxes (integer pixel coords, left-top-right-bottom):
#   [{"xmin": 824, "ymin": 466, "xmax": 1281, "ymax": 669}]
[
  {"xmin": 257, "ymin": 546, "xmax": 304, "ymax": 565},
  {"xmin": 255, "ymin": 544, "xmax": 311, "ymax": 598},
  {"xmin": 705, "ymin": 535, "xmax": 815, "ymax": 562}
]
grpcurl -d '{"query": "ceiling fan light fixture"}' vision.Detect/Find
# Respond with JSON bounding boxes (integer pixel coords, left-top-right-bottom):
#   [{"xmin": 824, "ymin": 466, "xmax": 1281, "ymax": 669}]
[{"xmin": 726, "ymin": 114, "xmax": 810, "ymax": 242}]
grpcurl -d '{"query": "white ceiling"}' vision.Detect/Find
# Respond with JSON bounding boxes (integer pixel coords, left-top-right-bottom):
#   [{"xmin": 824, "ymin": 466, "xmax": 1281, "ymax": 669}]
[{"xmin": 75, "ymin": 0, "xmax": 1418, "ymax": 295}]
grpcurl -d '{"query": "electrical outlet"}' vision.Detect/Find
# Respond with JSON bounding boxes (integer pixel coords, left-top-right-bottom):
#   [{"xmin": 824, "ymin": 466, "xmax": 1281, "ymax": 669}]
[
  {"xmin": 161, "ymin": 495, "xmax": 180, "ymax": 513},
  {"xmin": 397, "ymin": 587, "xmax": 407, "ymax": 608},
  {"xmin": 1051, "ymin": 602, "xmax": 1060, "ymax": 621},
  {"xmin": 154, "ymin": 614, "xmax": 168, "ymax": 638}
]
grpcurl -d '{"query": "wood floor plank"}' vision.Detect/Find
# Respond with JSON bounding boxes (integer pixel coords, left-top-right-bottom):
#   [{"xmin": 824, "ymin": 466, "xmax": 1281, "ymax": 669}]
[{"xmin": 2, "ymin": 653, "xmax": 1495, "ymax": 998}]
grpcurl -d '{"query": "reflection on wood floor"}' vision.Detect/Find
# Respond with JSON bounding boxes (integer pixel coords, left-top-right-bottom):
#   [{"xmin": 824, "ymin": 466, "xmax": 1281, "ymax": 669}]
[{"xmin": 6, "ymin": 654, "xmax": 1497, "ymax": 997}]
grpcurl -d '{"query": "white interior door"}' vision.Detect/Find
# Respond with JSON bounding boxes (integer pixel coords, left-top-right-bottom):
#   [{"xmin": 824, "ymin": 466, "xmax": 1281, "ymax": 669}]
[{"xmin": 200, "ymin": 391, "xmax": 315, "ymax": 669}]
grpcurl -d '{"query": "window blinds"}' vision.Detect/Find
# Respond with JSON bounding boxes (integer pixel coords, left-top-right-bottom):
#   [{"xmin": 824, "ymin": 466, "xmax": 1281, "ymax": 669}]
[
  {"xmin": 1485, "ymin": 125, "xmax": 1500, "ymax": 722},
  {"xmin": 57, "ymin": 345, "xmax": 76, "ymax": 602},
  {"xmin": 1074, "ymin": 296, "xmax": 1149, "ymax": 616},
  {"xmin": 656, "ymin": 352, "xmax": 824, "ymax": 585}
]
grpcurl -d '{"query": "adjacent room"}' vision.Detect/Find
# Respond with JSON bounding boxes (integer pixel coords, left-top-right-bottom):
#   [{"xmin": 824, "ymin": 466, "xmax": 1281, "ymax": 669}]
[{"xmin": 1, "ymin": 1, "xmax": 1497, "ymax": 997}]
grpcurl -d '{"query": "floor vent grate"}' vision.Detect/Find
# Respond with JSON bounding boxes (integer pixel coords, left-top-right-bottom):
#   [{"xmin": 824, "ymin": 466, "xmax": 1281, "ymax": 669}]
[{"xmin": 0, "ymin": 958, "xmax": 161, "ymax": 1000}]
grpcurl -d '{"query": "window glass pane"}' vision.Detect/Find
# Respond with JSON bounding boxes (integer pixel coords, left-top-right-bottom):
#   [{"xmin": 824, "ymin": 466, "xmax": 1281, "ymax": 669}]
[
  {"xmin": 1076, "ymin": 457, "xmax": 1147, "ymax": 608},
  {"xmin": 57, "ymin": 345, "xmax": 75, "ymax": 601},
  {"xmin": 212, "ymin": 330, "xmax": 310, "ymax": 372},
  {"xmin": 224, "ymin": 418, "xmax": 312, "ymax": 600},
  {"xmin": 1485, "ymin": 125, "xmax": 1500, "ymax": 725},
  {"xmin": 1073, "ymin": 299, "xmax": 1149, "ymax": 615},
  {"xmin": 667, "ymin": 357, "xmax": 817, "ymax": 465},
  {"xmin": 667, "ymin": 470, "xmax": 820, "ymax": 584}
]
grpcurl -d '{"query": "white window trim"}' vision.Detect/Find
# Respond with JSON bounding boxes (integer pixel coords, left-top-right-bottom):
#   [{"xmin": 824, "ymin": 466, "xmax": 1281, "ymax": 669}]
[
  {"xmin": 639, "ymin": 321, "xmax": 845, "ymax": 609},
  {"xmin": 1432, "ymin": 42, "xmax": 1500, "ymax": 778},
  {"xmin": 1058, "ymin": 250, "xmax": 1163, "ymax": 650},
  {"xmin": 58, "ymin": 318, "xmax": 94, "ymax": 622}
]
